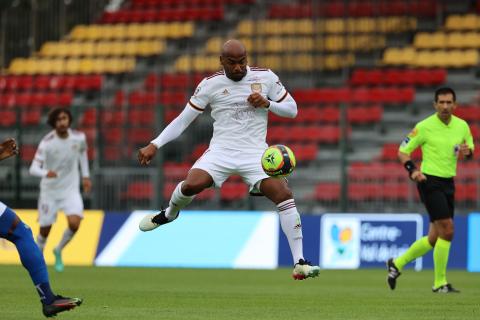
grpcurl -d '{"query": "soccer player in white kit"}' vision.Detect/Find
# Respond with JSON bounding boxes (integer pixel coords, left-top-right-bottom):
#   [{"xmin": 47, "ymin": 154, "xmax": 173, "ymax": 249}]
[
  {"xmin": 138, "ymin": 39, "xmax": 320, "ymax": 280},
  {"xmin": 29, "ymin": 108, "xmax": 92, "ymax": 272}
]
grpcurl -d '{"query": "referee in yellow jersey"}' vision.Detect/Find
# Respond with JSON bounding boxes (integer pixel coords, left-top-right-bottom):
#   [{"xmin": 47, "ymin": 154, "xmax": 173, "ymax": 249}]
[{"xmin": 386, "ymin": 87, "xmax": 474, "ymax": 293}]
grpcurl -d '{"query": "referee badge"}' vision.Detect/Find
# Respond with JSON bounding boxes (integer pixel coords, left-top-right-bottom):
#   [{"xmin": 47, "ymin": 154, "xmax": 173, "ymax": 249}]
[{"xmin": 251, "ymin": 83, "xmax": 262, "ymax": 93}]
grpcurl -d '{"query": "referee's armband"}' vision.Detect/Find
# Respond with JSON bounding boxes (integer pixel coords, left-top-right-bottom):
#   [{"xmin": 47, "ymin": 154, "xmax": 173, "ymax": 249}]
[{"xmin": 403, "ymin": 160, "xmax": 417, "ymax": 175}]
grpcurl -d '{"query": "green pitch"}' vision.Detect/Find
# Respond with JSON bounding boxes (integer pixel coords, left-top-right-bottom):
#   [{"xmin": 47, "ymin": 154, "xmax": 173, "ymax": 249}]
[{"xmin": 1, "ymin": 265, "xmax": 479, "ymax": 320}]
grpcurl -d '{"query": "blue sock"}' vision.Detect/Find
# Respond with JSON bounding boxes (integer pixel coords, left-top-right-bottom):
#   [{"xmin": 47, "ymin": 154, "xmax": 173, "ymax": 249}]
[{"xmin": 0, "ymin": 207, "xmax": 56, "ymax": 304}]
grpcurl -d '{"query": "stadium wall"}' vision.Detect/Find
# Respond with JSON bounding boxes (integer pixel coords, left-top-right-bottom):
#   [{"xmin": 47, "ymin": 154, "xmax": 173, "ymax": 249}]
[{"xmin": 0, "ymin": 211, "xmax": 476, "ymax": 271}]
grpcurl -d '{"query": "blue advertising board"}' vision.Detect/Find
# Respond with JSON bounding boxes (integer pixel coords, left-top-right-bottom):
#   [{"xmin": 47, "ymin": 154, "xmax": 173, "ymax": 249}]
[{"xmin": 320, "ymin": 214, "xmax": 423, "ymax": 269}]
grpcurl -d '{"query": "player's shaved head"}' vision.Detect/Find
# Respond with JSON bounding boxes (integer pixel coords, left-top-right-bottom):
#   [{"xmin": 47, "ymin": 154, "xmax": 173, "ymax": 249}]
[
  {"xmin": 221, "ymin": 39, "xmax": 246, "ymax": 57},
  {"xmin": 220, "ymin": 39, "xmax": 247, "ymax": 81}
]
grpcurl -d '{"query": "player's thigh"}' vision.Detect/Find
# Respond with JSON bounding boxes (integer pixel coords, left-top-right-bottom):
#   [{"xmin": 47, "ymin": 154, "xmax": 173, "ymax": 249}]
[
  {"xmin": 60, "ymin": 192, "xmax": 84, "ymax": 219},
  {"xmin": 191, "ymin": 149, "xmax": 234, "ymax": 188},
  {"xmin": 37, "ymin": 195, "xmax": 59, "ymax": 227}
]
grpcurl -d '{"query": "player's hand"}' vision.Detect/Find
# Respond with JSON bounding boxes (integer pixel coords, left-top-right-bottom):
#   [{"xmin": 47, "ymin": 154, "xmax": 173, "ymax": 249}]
[
  {"xmin": 458, "ymin": 143, "xmax": 472, "ymax": 158},
  {"xmin": 82, "ymin": 177, "xmax": 92, "ymax": 193},
  {"xmin": 138, "ymin": 143, "xmax": 157, "ymax": 165},
  {"xmin": 247, "ymin": 92, "xmax": 270, "ymax": 108},
  {"xmin": 410, "ymin": 170, "xmax": 426, "ymax": 183},
  {"xmin": 0, "ymin": 138, "xmax": 18, "ymax": 161},
  {"xmin": 46, "ymin": 170, "xmax": 58, "ymax": 178}
]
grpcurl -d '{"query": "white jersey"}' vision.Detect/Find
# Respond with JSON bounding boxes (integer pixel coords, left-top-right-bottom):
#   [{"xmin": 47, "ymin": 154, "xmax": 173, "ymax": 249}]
[
  {"xmin": 31, "ymin": 129, "xmax": 89, "ymax": 199},
  {"xmin": 189, "ymin": 66, "xmax": 288, "ymax": 151}
]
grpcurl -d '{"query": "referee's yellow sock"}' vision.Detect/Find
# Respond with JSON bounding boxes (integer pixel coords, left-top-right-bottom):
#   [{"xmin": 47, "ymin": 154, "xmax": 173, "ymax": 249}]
[
  {"xmin": 394, "ymin": 236, "xmax": 433, "ymax": 271},
  {"xmin": 433, "ymin": 237, "xmax": 451, "ymax": 288}
]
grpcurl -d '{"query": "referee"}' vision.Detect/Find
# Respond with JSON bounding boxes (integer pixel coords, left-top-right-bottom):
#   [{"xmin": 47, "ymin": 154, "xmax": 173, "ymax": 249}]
[{"xmin": 386, "ymin": 87, "xmax": 474, "ymax": 293}]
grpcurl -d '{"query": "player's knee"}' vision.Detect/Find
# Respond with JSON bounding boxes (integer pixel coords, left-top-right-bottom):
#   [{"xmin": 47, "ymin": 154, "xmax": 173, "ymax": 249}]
[
  {"xmin": 68, "ymin": 224, "xmax": 80, "ymax": 233},
  {"xmin": 181, "ymin": 181, "xmax": 205, "ymax": 196},
  {"xmin": 275, "ymin": 188, "xmax": 294, "ymax": 203}
]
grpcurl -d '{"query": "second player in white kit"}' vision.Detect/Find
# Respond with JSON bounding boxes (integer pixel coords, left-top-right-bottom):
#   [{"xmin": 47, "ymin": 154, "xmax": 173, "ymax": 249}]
[
  {"xmin": 138, "ymin": 39, "xmax": 320, "ymax": 280},
  {"xmin": 29, "ymin": 108, "xmax": 91, "ymax": 272}
]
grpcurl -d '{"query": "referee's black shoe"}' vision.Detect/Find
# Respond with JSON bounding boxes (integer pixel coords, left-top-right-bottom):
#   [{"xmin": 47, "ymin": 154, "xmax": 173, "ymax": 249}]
[
  {"xmin": 432, "ymin": 283, "xmax": 460, "ymax": 293},
  {"xmin": 386, "ymin": 258, "xmax": 401, "ymax": 290}
]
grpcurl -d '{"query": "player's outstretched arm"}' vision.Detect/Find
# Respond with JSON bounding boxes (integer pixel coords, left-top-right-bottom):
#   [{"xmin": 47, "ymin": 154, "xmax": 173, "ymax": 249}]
[
  {"xmin": 0, "ymin": 138, "xmax": 18, "ymax": 161},
  {"xmin": 138, "ymin": 105, "xmax": 201, "ymax": 166}
]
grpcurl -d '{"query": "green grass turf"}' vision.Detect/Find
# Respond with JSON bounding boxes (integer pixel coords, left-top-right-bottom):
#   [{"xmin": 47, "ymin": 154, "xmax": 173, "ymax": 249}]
[{"xmin": 0, "ymin": 265, "xmax": 479, "ymax": 320}]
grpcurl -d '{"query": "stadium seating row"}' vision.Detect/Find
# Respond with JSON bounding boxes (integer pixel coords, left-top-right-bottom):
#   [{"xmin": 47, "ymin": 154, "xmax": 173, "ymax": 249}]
[
  {"xmin": 268, "ymin": 0, "xmax": 438, "ymax": 18},
  {"xmin": 174, "ymin": 54, "xmax": 355, "ymax": 72},
  {"xmin": 445, "ymin": 14, "xmax": 480, "ymax": 31},
  {"xmin": 39, "ymin": 40, "xmax": 165, "ymax": 57},
  {"xmin": 383, "ymin": 48, "xmax": 479, "ymax": 68},
  {"xmin": 414, "ymin": 31, "xmax": 480, "ymax": 49},
  {"xmin": 80, "ymin": 108, "xmax": 156, "ymax": 127},
  {"xmin": 0, "ymin": 92, "xmax": 72, "ymax": 108},
  {"xmin": 206, "ymin": 35, "xmax": 386, "ymax": 53},
  {"xmin": 267, "ymin": 125, "xmax": 342, "ymax": 144},
  {"xmin": 293, "ymin": 87, "xmax": 415, "ymax": 104},
  {"xmin": 236, "ymin": 17, "xmax": 417, "ymax": 35},
  {"xmin": 144, "ymin": 73, "xmax": 206, "ymax": 90},
  {"xmin": 100, "ymin": 8, "xmax": 223, "ymax": 23},
  {"xmin": 69, "ymin": 22, "xmax": 194, "ymax": 40},
  {"xmin": 131, "ymin": 0, "xmax": 254, "ymax": 8},
  {"xmin": 0, "ymin": 110, "xmax": 41, "ymax": 126},
  {"xmin": 0, "ymin": 75, "xmax": 103, "ymax": 92},
  {"xmin": 8, "ymin": 58, "xmax": 136, "ymax": 75},
  {"xmin": 349, "ymin": 69, "xmax": 446, "ymax": 86},
  {"xmin": 269, "ymin": 105, "xmax": 383, "ymax": 124}
]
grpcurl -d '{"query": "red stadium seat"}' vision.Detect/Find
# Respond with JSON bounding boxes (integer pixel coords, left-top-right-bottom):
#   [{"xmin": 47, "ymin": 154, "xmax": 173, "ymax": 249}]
[
  {"xmin": 0, "ymin": 110, "xmax": 16, "ymax": 126},
  {"xmin": 124, "ymin": 181, "xmax": 153, "ymax": 200},
  {"xmin": 163, "ymin": 161, "xmax": 191, "ymax": 179},
  {"xmin": 21, "ymin": 110, "xmax": 41, "ymax": 126},
  {"xmin": 314, "ymin": 183, "xmax": 340, "ymax": 201},
  {"xmin": 220, "ymin": 182, "xmax": 248, "ymax": 201}
]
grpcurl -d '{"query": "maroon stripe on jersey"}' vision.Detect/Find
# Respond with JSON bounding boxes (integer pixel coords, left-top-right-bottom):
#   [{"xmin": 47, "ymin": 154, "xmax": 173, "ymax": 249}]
[
  {"xmin": 276, "ymin": 91, "xmax": 288, "ymax": 103},
  {"xmin": 206, "ymin": 71, "xmax": 224, "ymax": 79},
  {"xmin": 189, "ymin": 100, "xmax": 204, "ymax": 112}
]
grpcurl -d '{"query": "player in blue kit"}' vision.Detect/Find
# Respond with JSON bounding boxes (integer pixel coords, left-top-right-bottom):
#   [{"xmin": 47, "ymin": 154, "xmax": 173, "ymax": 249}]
[{"xmin": 0, "ymin": 138, "xmax": 82, "ymax": 317}]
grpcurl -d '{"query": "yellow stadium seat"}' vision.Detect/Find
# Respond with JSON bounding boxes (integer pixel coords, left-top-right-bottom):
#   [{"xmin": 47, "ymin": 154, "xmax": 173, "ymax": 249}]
[
  {"xmin": 80, "ymin": 58, "xmax": 94, "ymax": 74},
  {"xmin": 70, "ymin": 25, "xmax": 89, "ymax": 40},
  {"xmin": 8, "ymin": 58, "xmax": 26, "ymax": 74},
  {"xmin": 382, "ymin": 48, "xmax": 401, "ymax": 65},
  {"xmin": 65, "ymin": 58, "xmax": 81, "ymax": 74},
  {"xmin": 67, "ymin": 42, "xmax": 84, "ymax": 57},
  {"xmin": 174, "ymin": 55, "xmax": 191, "ymax": 72},
  {"xmin": 237, "ymin": 20, "xmax": 253, "ymax": 36},
  {"xmin": 255, "ymin": 55, "xmax": 281, "ymax": 70},
  {"xmin": 50, "ymin": 59, "xmax": 65, "ymax": 74},
  {"xmin": 110, "ymin": 24, "xmax": 127, "ymax": 40},
  {"xmin": 206, "ymin": 37, "xmax": 223, "ymax": 54},
  {"xmin": 463, "ymin": 49, "xmax": 480, "ymax": 67},
  {"xmin": 296, "ymin": 19, "xmax": 314, "ymax": 35},
  {"xmin": 142, "ymin": 23, "xmax": 156, "ymax": 38},
  {"xmin": 39, "ymin": 42, "xmax": 58, "ymax": 57},
  {"xmin": 265, "ymin": 37, "xmax": 283, "ymax": 53},
  {"xmin": 126, "ymin": 24, "xmax": 143, "ymax": 39},
  {"xmin": 91, "ymin": 58, "xmax": 106, "ymax": 73},
  {"xmin": 325, "ymin": 19, "xmax": 345, "ymax": 33},
  {"xmin": 80, "ymin": 42, "xmax": 95, "ymax": 56}
]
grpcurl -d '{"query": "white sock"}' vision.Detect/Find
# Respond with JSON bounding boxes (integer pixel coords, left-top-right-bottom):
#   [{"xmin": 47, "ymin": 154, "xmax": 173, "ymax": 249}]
[
  {"xmin": 36, "ymin": 234, "xmax": 47, "ymax": 252},
  {"xmin": 277, "ymin": 199, "xmax": 304, "ymax": 264},
  {"xmin": 165, "ymin": 181, "xmax": 195, "ymax": 220},
  {"xmin": 55, "ymin": 228, "xmax": 75, "ymax": 252}
]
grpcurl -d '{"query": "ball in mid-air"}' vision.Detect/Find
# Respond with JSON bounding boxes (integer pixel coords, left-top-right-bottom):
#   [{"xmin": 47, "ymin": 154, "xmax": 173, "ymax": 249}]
[{"xmin": 261, "ymin": 145, "xmax": 296, "ymax": 177}]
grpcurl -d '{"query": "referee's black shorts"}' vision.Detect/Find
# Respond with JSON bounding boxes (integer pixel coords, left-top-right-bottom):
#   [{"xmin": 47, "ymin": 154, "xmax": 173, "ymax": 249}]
[{"xmin": 417, "ymin": 174, "xmax": 455, "ymax": 222}]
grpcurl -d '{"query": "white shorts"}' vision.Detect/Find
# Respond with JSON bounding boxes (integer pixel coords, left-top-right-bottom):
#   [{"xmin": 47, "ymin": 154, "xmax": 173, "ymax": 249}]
[
  {"xmin": 38, "ymin": 192, "xmax": 84, "ymax": 227},
  {"xmin": 191, "ymin": 147, "xmax": 269, "ymax": 193}
]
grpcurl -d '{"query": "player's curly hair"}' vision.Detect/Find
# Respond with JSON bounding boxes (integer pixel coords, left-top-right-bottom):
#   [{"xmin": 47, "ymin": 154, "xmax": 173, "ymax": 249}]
[{"xmin": 47, "ymin": 107, "xmax": 73, "ymax": 128}]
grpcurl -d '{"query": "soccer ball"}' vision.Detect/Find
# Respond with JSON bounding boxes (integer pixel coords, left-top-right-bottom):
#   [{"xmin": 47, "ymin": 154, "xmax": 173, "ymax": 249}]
[{"xmin": 261, "ymin": 145, "xmax": 296, "ymax": 177}]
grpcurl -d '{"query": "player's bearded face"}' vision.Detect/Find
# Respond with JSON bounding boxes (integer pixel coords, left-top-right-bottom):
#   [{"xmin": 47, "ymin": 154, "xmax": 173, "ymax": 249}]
[
  {"xmin": 221, "ymin": 55, "xmax": 247, "ymax": 82},
  {"xmin": 55, "ymin": 112, "xmax": 70, "ymax": 134}
]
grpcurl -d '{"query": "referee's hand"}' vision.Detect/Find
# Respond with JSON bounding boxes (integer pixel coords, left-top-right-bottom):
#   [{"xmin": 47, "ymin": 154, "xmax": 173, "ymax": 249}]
[
  {"xmin": 410, "ymin": 170, "xmax": 427, "ymax": 182},
  {"xmin": 138, "ymin": 143, "xmax": 157, "ymax": 165}
]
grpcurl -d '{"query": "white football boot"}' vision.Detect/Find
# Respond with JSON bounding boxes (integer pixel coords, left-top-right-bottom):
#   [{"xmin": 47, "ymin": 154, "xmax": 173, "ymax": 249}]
[{"xmin": 292, "ymin": 259, "xmax": 320, "ymax": 280}]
